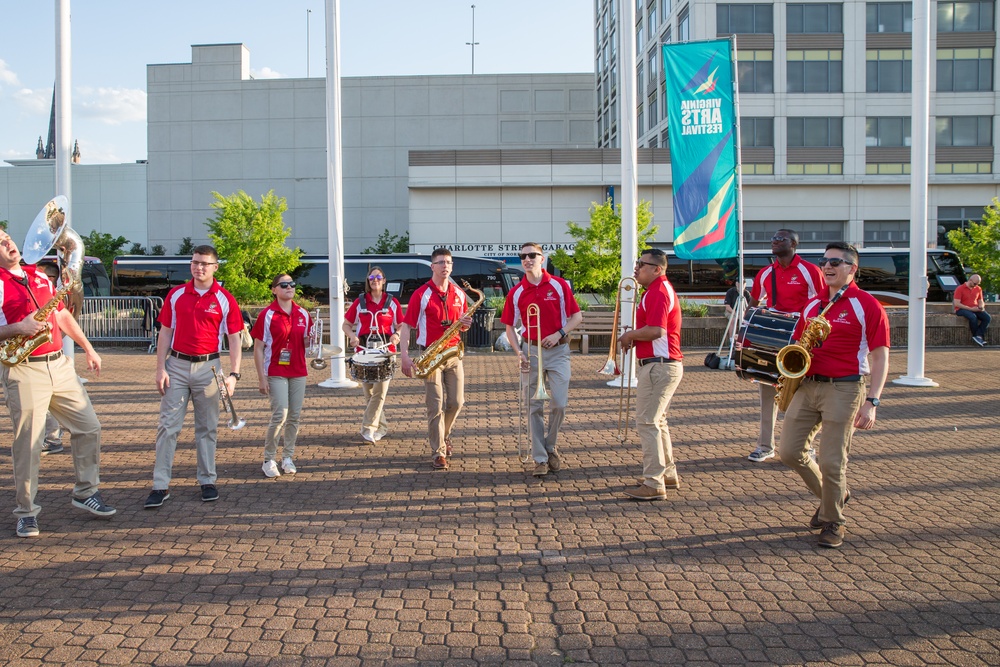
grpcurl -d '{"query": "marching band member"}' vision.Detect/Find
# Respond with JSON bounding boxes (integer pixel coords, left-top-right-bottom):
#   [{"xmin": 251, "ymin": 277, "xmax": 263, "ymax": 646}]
[
  {"xmin": 252, "ymin": 274, "xmax": 312, "ymax": 477},
  {"xmin": 779, "ymin": 242, "xmax": 890, "ymax": 548},
  {"xmin": 341, "ymin": 266, "xmax": 403, "ymax": 443},
  {"xmin": 618, "ymin": 249, "xmax": 685, "ymax": 501},
  {"xmin": 502, "ymin": 242, "xmax": 581, "ymax": 477},
  {"xmin": 399, "ymin": 248, "xmax": 472, "ymax": 470},
  {"xmin": 144, "ymin": 245, "xmax": 243, "ymax": 508},
  {"xmin": 0, "ymin": 229, "xmax": 114, "ymax": 538},
  {"xmin": 746, "ymin": 228, "xmax": 825, "ymax": 463}
]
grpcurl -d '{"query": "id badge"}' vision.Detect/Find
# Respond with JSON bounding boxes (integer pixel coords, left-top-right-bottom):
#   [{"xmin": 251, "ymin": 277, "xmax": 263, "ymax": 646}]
[{"xmin": 278, "ymin": 348, "xmax": 291, "ymax": 365}]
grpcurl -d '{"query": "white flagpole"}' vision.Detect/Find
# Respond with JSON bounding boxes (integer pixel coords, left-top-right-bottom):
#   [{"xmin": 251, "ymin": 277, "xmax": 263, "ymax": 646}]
[{"xmin": 56, "ymin": 0, "xmax": 76, "ymax": 360}]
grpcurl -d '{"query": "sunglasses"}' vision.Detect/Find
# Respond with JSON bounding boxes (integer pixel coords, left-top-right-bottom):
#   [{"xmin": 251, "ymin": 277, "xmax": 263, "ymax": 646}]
[
  {"xmin": 635, "ymin": 260, "xmax": 659, "ymax": 268},
  {"xmin": 276, "ymin": 281, "xmax": 296, "ymax": 288},
  {"xmin": 368, "ymin": 275, "xmax": 385, "ymax": 281},
  {"xmin": 519, "ymin": 252, "xmax": 541, "ymax": 261},
  {"xmin": 817, "ymin": 258, "xmax": 854, "ymax": 268},
  {"xmin": 771, "ymin": 235, "xmax": 791, "ymax": 243}
]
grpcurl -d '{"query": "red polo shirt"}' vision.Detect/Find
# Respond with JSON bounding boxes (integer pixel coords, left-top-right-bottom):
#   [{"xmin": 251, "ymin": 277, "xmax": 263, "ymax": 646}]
[
  {"xmin": 501, "ymin": 270, "xmax": 580, "ymax": 340},
  {"xmin": 251, "ymin": 301, "xmax": 311, "ymax": 378},
  {"xmin": 0, "ymin": 265, "xmax": 64, "ymax": 356},
  {"xmin": 634, "ymin": 275, "xmax": 683, "ymax": 361},
  {"xmin": 158, "ymin": 279, "xmax": 243, "ymax": 355},
  {"xmin": 404, "ymin": 280, "xmax": 468, "ymax": 349},
  {"xmin": 797, "ymin": 282, "xmax": 890, "ymax": 378},
  {"xmin": 751, "ymin": 255, "xmax": 826, "ymax": 314},
  {"xmin": 953, "ymin": 282, "xmax": 984, "ymax": 312},
  {"xmin": 345, "ymin": 293, "xmax": 403, "ymax": 352}
]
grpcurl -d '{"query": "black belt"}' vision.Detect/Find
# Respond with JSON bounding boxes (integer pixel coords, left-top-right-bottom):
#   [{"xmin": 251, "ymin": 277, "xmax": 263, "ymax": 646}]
[
  {"xmin": 526, "ymin": 339, "xmax": 566, "ymax": 347},
  {"xmin": 170, "ymin": 350, "xmax": 220, "ymax": 363},
  {"xmin": 26, "ymin": 351, "xmax": 63, "ymax": 363},
  {"xmin": 638, "ymin": 356, "xmax": 680, "ymax": 367},
  {"xmin": 809, "ymin": 374, "xmax": 863, "ymax": 383}
]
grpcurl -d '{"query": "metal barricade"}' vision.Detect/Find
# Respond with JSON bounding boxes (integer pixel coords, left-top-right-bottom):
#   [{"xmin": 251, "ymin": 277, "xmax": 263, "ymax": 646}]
[{"xmin": 79, "ymin": 297, "xmax": 162, "ymax": 353}]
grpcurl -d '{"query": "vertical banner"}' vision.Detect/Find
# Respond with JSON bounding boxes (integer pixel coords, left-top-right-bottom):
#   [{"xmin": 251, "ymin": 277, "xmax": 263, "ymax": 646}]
[{"xmin": 663, "ymin": 39, "xmax": 740, "ymax": 260}]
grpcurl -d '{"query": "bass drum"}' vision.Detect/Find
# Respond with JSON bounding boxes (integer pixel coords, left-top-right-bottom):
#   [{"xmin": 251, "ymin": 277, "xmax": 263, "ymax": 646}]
[{"xmin": 733, "ymin": 307, "xmax": 798, "ymax": 385}]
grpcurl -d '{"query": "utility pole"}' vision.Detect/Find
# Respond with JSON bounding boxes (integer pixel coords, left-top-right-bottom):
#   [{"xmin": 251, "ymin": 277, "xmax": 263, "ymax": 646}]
[
  {"xmin": 465, "ymin": 4, "xmax": 479, "ymax": 74},
  {"xmin": 306, "ymin": 8, "xmax": 312, "ymax": 77}
]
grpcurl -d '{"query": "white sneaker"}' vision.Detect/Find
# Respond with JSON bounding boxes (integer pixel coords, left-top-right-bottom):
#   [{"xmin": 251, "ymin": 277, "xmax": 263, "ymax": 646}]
[
  {"xmin": 373, "ymin": 430, "xmax": 387, "ymax": 442},
  {"xmin": 748, "ymin": 447, "xmax": 776, "ymax": 462},
  {"xmin": 262, "ymin": 460, "xmax": 280, "ymax": 478},
  {"xmin": 361, "ymin": 430, "xmax": 376, "ymax": 443},
  {"xmin": 281, "ymin": 457, "xmax": 297, "ymax": 475}
]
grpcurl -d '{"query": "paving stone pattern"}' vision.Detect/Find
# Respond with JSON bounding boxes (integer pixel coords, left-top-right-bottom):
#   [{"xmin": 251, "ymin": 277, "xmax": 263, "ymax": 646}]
[{"xmin": 0, "ymin": 348, "xmax": 998, "ymax": 666}]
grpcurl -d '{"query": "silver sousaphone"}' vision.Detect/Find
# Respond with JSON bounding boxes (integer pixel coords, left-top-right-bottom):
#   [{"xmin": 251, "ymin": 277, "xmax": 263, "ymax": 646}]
[{"xmin": 21, "ymin": 195, "xmax": 85, "ymax": 319}]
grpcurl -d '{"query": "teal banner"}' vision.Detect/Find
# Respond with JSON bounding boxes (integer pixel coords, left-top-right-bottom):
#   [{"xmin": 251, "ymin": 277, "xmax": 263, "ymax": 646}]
[{"xmin": 662, "ymin": 39, "xmax": 740, "ymax": 260}]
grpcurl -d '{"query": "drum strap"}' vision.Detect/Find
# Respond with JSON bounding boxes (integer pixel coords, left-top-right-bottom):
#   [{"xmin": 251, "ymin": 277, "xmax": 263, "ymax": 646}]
[{"xmin": 770, "ymin": 265, "xmax": 778, "ymax": 309}]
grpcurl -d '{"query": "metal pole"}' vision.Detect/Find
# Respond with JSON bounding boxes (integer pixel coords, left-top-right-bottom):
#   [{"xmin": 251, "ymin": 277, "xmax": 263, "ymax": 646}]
[
  {"xmin": 56, "ymin": 0, "xmax": 75, "ymax": 360},
  {"xmin": 466, "ymin": 5, "xmax": 479, "ymax": 74},
  {"xmin": 306, "ymin": 8, "xmax": 311, "ymax": 78}
]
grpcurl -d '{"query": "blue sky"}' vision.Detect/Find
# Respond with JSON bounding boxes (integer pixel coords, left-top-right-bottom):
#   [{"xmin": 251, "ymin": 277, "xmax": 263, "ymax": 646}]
[{"xmin": 0, "ymin": 0, "xmax": 595, "ymax": 165}]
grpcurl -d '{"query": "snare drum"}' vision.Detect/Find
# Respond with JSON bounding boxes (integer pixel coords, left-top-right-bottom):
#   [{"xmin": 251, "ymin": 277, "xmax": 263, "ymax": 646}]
[
  {"xmin": 348, "ymin": 349, "xmax": 397, "ymax": 383},
  {"xmin": 733, "ymin": 307, "xmax": 798, "ymax": 384}
]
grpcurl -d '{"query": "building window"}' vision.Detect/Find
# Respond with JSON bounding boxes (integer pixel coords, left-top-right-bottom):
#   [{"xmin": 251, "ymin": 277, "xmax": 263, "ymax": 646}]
[
  {"xmin": 663, "ymin": 25, "xmax": 672, "ymax": 44},
  {"xmin": 741, "ymin": 117, "xmax": 774, "ymax": 147},
  {"xmin": 787, "ymin": 50, "xmax": 843, "ymax": 92},
  {"xmin": 938, "ymin": 205, "xmax": 987, "ymax": 247},
  {"xmin": 867, "ymin": 49, "xmax": 912, "ymax": 92},
  {"xmin": 638, "ymin": 105, "xmax": 644, "ymax": 134},
  {"xmin": 648, "ymin": 4, "xmax": 657, "ymax": 38},
  {"xmin": 737, "ymin": 50, "xmax": 774, "ymax": 93},
  {"xmin": 938, "ymin": 0, "xmax": 995, "ymax": 31},
  {"xmin": 717, "ymin": 4, "xmax": 773, "ymax": 33},
  {"xmin": 864, "ymin": 221, "xmax": 910, "ymax": 247},
  {"xmin": 637, "ymin": 62, "xmax": 644, "ymax": 94},
  {"xmin": 866, "ymin": 117, "xmax": 911, "ymax": 146},
  {"xmin": 648, "ymin": 52, "xmax": 659, "ymax": 88},
  {"xmin": 787, "ymin": 3, "xmax": 843, "ymax": 33},
  {"xmin": 937, "ymin": 48, "xmax": 994, "ymax": 92},
  {"xmin": 649, "ymin": 135, "xmax": 658, "ymax": 148},
  {"xmin": 937, "ymin": 116, "xmax": 992, "ymax": 146},
  {"xmin": 648, "ymin": 92, "xmax": 658, "ymax": 131},
  {"xmin": 679, "ymin": 6, "xmax": 690, "ymax": 41},
  {"xmin": 867, "ymin": 2, "xmax": 912, "ymax": 32},
  {"xmin": 636, "ymin": 25, "xmax": 644, "ymax": 55},
  {"xmin": 788, "ymin": 117, "xmax": 843, "ymax": 174},
  {"xmin": 661, "ymin": 0, "xmax": 671, "ymax": 20}
]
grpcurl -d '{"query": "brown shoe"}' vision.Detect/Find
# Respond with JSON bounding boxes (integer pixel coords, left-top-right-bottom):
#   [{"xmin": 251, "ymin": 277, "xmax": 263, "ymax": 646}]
[
  {"xmin": 809, "ymin": 489, "xmax": 851, "ymax": 530},
  {"xmin": 532, "ymin": 461, "xmax": 549, "ymax": 477},
  {"xmin": 445, "ymin": 438, "xmax": 453, "ymax": 457},
  {"xmin": 547, "ymin": 451, "xmax": 561, "ymax": 472},
  {"xmin": 635, "ymin": 476, "xmax": 681, "ymax": 490},
  {"xmin": 432, "ymin": 456, "xmax": 449, "ymax": 470},
  {"xmin": 818, "ymin": 522, "xmax": 845, "ymax": 548},
  {"xmin": 624, "ymin": 484, "xmax": 667, "ymax": 501}
]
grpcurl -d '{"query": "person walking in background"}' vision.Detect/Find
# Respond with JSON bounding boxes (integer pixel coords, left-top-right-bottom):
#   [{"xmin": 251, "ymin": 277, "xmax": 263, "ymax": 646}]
[
  {"xmin": 39, "ymin": 263, "xmax": 65, "ymax": 455},
  {"xmin": 342, "ymin": 266, "xmax": 403, "ymax": 443},
  {"xmin": 252, "ymin": 274, "xmax": 312, "ymax": 478},
  {"xmin": 502, "ymin": 242, "xmax": 582, "ymax": 477},
  {"xmin": 144, "ymin": 245, "xmax": 244, "ymax": 508},
  {"xmin": 746, "ymin": 229, "xmax": 825, "ymax": 463},
  {"xmin": 953, "ymin": 274, "xmax": 991, "ymax": 347}
]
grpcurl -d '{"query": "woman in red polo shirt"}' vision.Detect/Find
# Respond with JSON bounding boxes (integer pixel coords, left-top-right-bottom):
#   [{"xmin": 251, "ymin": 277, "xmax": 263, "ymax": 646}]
[
  {"xmin": 342, "ymin": 266, "xmax": 403, "ymax": 443},
  {"xmin": 251, "ymin": 273, "xmax": 313, "ymax": 478}
]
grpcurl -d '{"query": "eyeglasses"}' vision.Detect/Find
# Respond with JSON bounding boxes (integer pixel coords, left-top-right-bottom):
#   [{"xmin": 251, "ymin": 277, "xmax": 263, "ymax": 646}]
[
  {"xmin": 817, "ymin": 258, "xmax": 854, "ymax": 268},
  {"xmin": 276, "ymin": 281, "xmax": 296, "ymax": 288},
  {"xmin": 635, "ymin": 260, "xmax": 659, "ymax": 269},
  {"xmin": 368, "ymin": 275, "xmax": 384, "ymax": 281},
  {"xmin": 191, "ymin": 260, "xmax": 218, "ymax": 268},
  {"xmin": 431, "ymin": 260, "xmax": 453, "ymax": 266},
  {"xmin": 519, "ymin": 252, "xmax": 541, "ymax": 261},
  {"xmin": 771, "ymin": 235, "xmax": 791, "ymax": 243}
]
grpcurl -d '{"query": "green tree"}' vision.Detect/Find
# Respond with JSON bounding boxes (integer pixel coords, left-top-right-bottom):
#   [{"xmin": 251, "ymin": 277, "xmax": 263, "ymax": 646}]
[
  {"xmin": 150, "ymin": 244, "xmax": 167, "ymax": 256},
  {"xmin": 0, "ymin": 220, "xmax": 7, "ymax": 231},
  {"xmin": 128, "ymin": 242, "xmax": 146, "ymax": 255},
  {"xmin": 206, "ymin": 190, "xmax": 302, "ymax": 303},
  {"xmin": 362, "ymin": 229, "xmax": 410, "ymax": 254},
  {"xmin": 81, "ymin": 230, "xmax": 130, "ymax": 276},
  {"xmin": 177, "ymin": 237, "xmax": 195, "ymax": 255},
  {"xmin": 550, "ymin": 199, "xmax": 658, "ymax": 294},
  {"xmin": 947, "ymin": 197, "xmax": 1000, "ymax": 294}
]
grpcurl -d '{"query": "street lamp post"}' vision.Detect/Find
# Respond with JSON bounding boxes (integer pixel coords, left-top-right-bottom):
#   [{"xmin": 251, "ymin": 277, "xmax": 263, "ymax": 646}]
[
  {"xmin": 465, "ymin": 4, "xmax": 479, "ymax": 74},
  {"xmin": 306, "ymin": 8, "xmax": 312, "ymax": 77}
]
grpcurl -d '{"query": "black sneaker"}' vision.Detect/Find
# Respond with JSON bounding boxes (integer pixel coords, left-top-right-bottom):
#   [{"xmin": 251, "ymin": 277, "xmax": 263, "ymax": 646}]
[
  {"xmin": 144, "ymin": 489, "xmax": 170, "ymax": 509},
  {"xmin": 818, "ymin": 522, "xmax": 845, "ymax": 548},
  {"xmin": 201, "ymin": 485, "xmax": 219, "ymax": 502},
  {"xmin": 16, "ymin": 516, "xmax": 39, "ymax": 538},
  {"xmin": 41, "ymin": 442, "xmax": 64, "ymax": 455},
  {"xmin": 72, "ymin": 491, "xmax": 117, "ymax": 517},
  {"xmin": 810, "ymin": 489, "xmax": 851, "ymax": 530}
]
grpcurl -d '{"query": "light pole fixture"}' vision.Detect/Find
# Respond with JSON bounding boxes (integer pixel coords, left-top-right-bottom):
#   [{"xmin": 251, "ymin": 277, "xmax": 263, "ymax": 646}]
[
  {"xmin": 466, "ymin": 4, "xmax": 479, "ymax": 74},
  {"xmin": 306, "ymin": 8, "xmax": 312, "ymax": 77}
]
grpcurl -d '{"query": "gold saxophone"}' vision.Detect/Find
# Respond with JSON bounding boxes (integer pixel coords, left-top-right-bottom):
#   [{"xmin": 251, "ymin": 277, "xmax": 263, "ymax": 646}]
[
  {"xmin": 773, "ymin": 284, "xmax": 849, "ymax": 411},
  {"xmin": 412, "ymin": 280, "xmax": 485, "ymax": 379},
  {"xmin": 0, "ymin": 282, "xmax": 75, "ymax": 367}
]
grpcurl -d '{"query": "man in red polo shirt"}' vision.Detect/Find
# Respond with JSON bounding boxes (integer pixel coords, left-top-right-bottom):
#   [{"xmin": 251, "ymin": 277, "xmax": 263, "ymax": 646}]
[
  {"xmin": 144, "ymin": 245, "xmax": 244, "ymax": 508},
  {"xmin": 618, "ymin": 248, "xmax": 685, "ymax": 501},
  {"xmin": 779, "ymin": 242, "xmax": 890, "ymax": 549},
  {"xmin": 399, "ymin": 248, "xmax": 472, "ymax": 470},
  {"xmin": 746, "ymin": 228, "xmax": 825, "ymax": 463},
  {"xmin": 952, "ymin": 274, "xmax": 990, "ymax": 347},
  {"xmin": 0, "ymin": 228, "xmax": 115, "ymax": 539},
  {"xmin": 502, "ymin": 242, "xmax": 582, "ymax": 477}
]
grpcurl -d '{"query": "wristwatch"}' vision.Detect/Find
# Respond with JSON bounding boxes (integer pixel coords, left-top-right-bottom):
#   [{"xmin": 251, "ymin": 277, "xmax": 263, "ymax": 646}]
[
  {"xmin": 559, "ymin": 328, "xmax": 567, "ymax": 338},
  {"xmin": 866, "ymin": 396, "xmax": 880, "ymax": 407},
  {"xmin": 229, "ymin": 372, "xmax": 241, "ymax": 381}
]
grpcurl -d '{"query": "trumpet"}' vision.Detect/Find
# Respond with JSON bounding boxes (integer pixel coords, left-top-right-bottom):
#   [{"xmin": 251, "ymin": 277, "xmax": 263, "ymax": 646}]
[
  {"xmin": 517, "ymin": 303, "xmax": 550, "ymax": 462},
  {"xmin": 306, "ymin": 309, "xmax": 342, "ymax": 370},
  {"xmin": 214, "ymin": 367, "xmax": 246, "ymax": 430},
  {"xmin": 599, "ymin": 277, "xmax": 638, "ymax": 442}
]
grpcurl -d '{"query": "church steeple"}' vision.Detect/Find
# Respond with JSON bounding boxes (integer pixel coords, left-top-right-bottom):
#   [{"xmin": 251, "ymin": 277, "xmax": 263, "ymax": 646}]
[
  {"xmin": 71, "ymin": 140, "xmax": 81, "ymax": 164},
  {"xmin": 36, "ymin": 137, "xmax": 45, "ymax": 159}
]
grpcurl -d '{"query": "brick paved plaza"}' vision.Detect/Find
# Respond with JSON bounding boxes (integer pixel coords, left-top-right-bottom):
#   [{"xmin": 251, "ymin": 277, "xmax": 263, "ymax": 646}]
[{"xmin": 0, "ymin": 346, "xmax": 998, "ymax": 666}]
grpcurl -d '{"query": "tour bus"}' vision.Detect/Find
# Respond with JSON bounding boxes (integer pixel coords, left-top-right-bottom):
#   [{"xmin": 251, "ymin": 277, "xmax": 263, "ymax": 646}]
[
  {"xmin": 111, "ymin": 254, "xmax": 516, "ymax": 304},
  {"xmin": 37, "ymin": 255, "xmax": 111, "ymax": 297},
  {"xmin": 656, "ymin": 247, "xmax": 967, "ymax": 305}
]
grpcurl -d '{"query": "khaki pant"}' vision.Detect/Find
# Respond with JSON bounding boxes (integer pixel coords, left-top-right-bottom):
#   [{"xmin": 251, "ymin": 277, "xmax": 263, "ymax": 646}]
[
  {"xmin": 758, "ymin": 382, "xmax": 778, "ymax": 450},
  {"xmin": 779, "ymin": 378, "xmax": 866, "ymax": 526},
  {"xmin": 152, "ymin": 355, "xmax": 221, "ymax": 489},
  {"xmin": 263, "ymin": 375, "xmax": 306, "ymax": 461},
  {"xmin": 2, "ymin": 355, "xmax": 102, "ymax": 518},
  {"xmin": 361, "ymin": 380, "xmax": 390, "ymax": 439},
  {"xmin": 423, "ymin": 356, "xmax": 464, "ymax": 458},
  {"xmin": 522, "ymin": 341, "xmax": 571, "ymax": 463},
  {"xmin": 634, "ymin": 360, "xmax": 684, "ymax": 491}
]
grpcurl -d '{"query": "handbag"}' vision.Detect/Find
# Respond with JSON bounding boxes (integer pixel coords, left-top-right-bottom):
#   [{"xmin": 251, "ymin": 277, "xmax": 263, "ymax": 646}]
[{"xmin": 704, "ymin": 352, "xmax": 721, "ymax": 369}]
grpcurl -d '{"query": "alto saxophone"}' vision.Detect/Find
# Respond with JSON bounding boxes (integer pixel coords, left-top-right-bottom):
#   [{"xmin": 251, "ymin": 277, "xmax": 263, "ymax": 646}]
[
  {"xmin": 412, "ymin": 281, "xmax": 485, "ymax": 379},
  {"xmin": 0, "ymin": 281, "xmax": 75, "ymax": 367}
]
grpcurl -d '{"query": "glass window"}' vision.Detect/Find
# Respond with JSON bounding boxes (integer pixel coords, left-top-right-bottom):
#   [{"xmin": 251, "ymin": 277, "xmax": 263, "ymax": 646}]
[
  {"xmin": 938, "ymin": 0, "xmax": 995, "ymax": 31},
  {"xmin": 717, "ymin": 3, "xmax": 773, "ymax": 33},
  {"xmin": 866, "ymin": 117, "xmax": 911, "ymax": 146},
  {"xmin": 740, "ymin": 117, "xmax": 775, "ymax": 147},
  {"xmin": 648, "ymin": 51, "xmax": 659, "ymax": 85},
  {"xmin": 867, "ymin": 2, "xmax": 912, "ymax": 32},
  {"xmin": 938, "ymin": 205, "xmax": 987, "ymax": 247},
  {"xmin": 864, "ymin": 221, "xmax": 910, "ymax": 248},
  {"xmin": 636, "ymin": 25, "xmax": 643, "ymax": 54},
  {"xmin": 637, "ymin": 62, "xmax": 644, "ymax": 93},
  {"xmin": 648, "ymin": 92, "xmax": 658, "ymax": 130},
  {"xmin": 867, "ymin": 49, "xmax": 912, "ymax": 92},
  {"xmin": 788, "ymin": 117, "xmax": 843, "ymax": 146},
  {"xmin": 936, "ymin": 115, "xmax": 992, "ymax": 145},
  {"xmin": 649, "ymin": 5, "xmax": 657, "ymax": 38},
  {"xmin": 787, "ymin": 50, "xmax": 843, "ymax": 92},
  {"xmin": 788, "ymin": 3, "xmax": 843, "ymax": 33},
  {"xmin": 737, "ymin": 50, "xmax": 774, "ymax": 93},
  {"xmin": 937, "ymin": 48, "xmax": 994, "ymax": 92},
  {"xmin": 661, "ymin": 0, "xmax": 671, "ymax": 20},
  {"xmin": 679, "ymin": 6, "xmax": 690, "ymax": 40}
]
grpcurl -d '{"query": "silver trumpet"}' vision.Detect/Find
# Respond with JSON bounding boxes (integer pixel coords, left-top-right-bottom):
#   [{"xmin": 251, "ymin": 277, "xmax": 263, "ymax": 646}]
[
  {"xmin": 214, "ymin": 367, "xmax": 246, "ymax": 430},
  {"xmin": 307, "ymin": 308, "xmax": 327, "ymax": 370}
]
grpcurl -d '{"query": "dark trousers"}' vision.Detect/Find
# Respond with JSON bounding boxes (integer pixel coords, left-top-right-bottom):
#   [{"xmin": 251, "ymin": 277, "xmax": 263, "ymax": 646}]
[{"xmin": 956, "ymin": 309, "xmax": 991, "ymax": 338}]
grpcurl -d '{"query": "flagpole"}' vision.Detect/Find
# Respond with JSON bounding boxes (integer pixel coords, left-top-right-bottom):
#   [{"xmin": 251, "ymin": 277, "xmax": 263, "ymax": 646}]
[{"xmin": 729, "ymin": 35, "xmax": 746, "ymax": 363}]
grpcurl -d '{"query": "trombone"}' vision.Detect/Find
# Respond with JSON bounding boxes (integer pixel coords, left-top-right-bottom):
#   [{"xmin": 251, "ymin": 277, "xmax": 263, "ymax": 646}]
[
  {"xmin": 598, "ymin": 277, "xmax": 638, "ymax": 442},
  {"xmin": 517, "ymin": 303, "xmax": 550, "ymax": 462}
]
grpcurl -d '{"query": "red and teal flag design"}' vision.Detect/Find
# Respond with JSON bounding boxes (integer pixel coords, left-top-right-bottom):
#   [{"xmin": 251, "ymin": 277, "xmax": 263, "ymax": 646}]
[{"xmin": 662, "ymin": 39, "xmax": 740, "ymax": 260}]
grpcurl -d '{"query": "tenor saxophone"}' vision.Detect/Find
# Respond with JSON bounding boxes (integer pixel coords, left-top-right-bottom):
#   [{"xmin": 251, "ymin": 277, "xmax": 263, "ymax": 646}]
[
  {"xmin": 0, "ymin": 282, "xmax": 75, "ymax": 367},
  {"xmin": 412, "ymin": 281, "xmax": 485, "ymax": 379}
]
